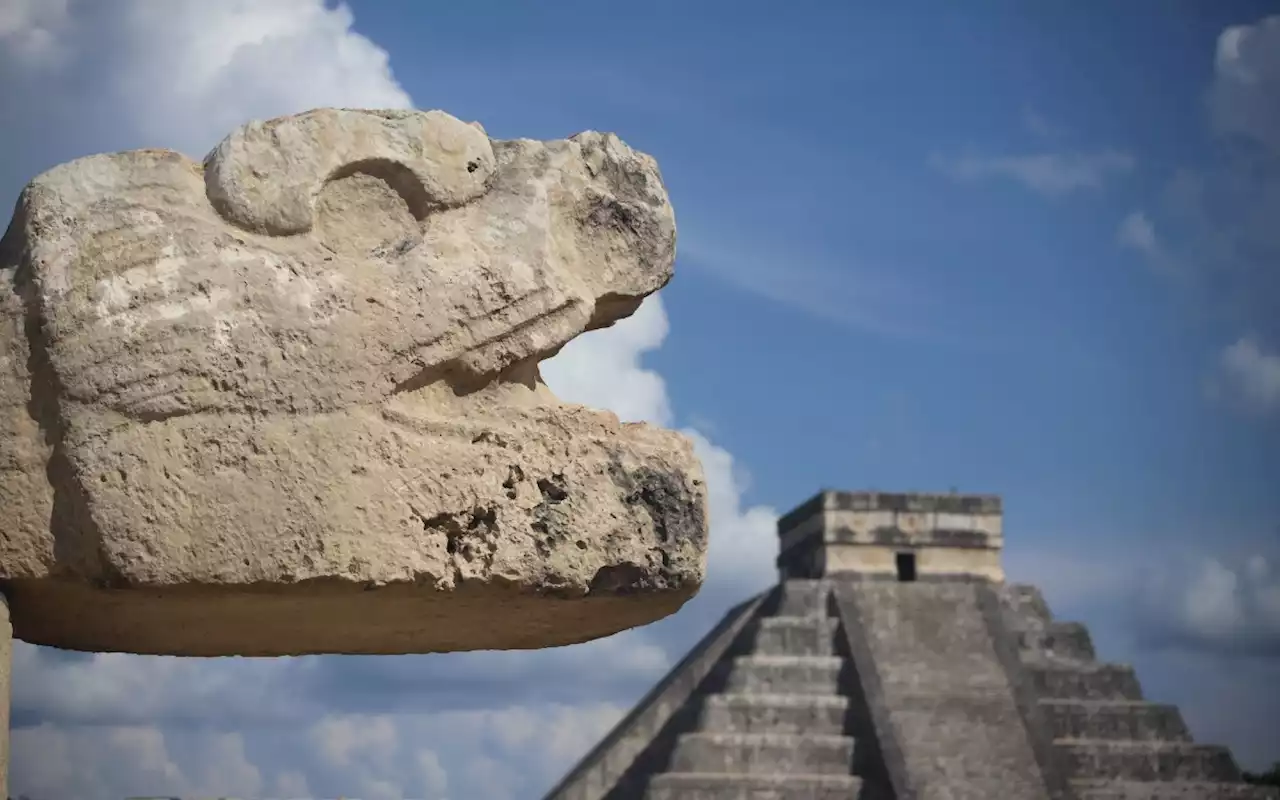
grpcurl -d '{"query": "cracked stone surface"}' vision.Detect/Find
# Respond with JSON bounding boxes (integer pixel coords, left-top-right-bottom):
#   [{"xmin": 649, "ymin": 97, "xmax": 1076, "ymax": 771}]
[{"xmin": 0, "ymin": 108, "xmax": 708, "ymax": 656}]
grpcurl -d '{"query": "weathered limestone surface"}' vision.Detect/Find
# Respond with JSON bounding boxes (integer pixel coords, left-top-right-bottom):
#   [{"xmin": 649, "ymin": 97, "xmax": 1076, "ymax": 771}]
[{"xmin": 0, "ymin": 108, "xmax": 708, "ymax": 656}]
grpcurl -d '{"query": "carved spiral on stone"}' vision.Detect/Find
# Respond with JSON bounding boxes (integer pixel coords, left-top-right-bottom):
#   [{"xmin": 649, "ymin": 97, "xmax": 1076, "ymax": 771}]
[{"xmin": 202, "ymin": 108, "xmax": 497, "ymax": 237}]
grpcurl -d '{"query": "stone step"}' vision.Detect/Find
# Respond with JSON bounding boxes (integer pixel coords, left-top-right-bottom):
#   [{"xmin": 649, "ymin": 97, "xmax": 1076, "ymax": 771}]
[
  {"xmin": 723, "ymin": 655, "xmax": 844, "ymax": 695},
  {"xmin": 1071, "ymin": 779, "xmax": 1280, "ymax": 799},
  {"xmin": 647, "ymin": 772, "xmax": 865, "ymax": 800},
  {"xmin": 670, "ymin": 732, "xmax": 856, "ymax": 775},
  {"xmin": 998, "ymin": 583, "xmax": 1054, "ymax": 626},
  {"xmin": 1056, "ymin": 740, "xmax": 1242, "ymax": 782},
  {"xmin": 775, "ymin": 580, "xmax": 830, "ymax": 617},
  {"xmin": 1026, "ymin": 661, "xmax": 1144, "ymax": 701},
  {"xmin": 699, "ymin": 693, "xmax": 849, "ymax": 735},
  {"xmin": 747, "ymin": 616, "xmax": 839, "ymax": 656},
  {"xmin": 1018, "ymin": 621, "xmax": 1097, "ymax": 661},
  {"xmin": 1041, "ymin": 700, "xmax": 1191, "ymax": 741}
]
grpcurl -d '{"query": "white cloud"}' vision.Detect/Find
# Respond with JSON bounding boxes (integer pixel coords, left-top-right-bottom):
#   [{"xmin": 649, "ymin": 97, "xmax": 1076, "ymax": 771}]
[
  {"xmin": 1115, "ymin": 15, "xmax": 1280, "ymax": 420},
  {"xmin": 0, "ymin": 0, "xmax": 411, "ymax": 160},
  {"xmin": 1117, "ymin": 210, "xmax": 1158, "ymax": 255},
  {"xmin": 1213, "ymin": 336, "xmax": 1280, "ymax": 416},
  {"xmin": 541, "ymin": 297, "xmax": 673, "ymax": 426},
  {"xmin": 1138, "ymin": 554, "xmax": 1280, "ymax": 656},
  {"xmin": 1116, "ymin": 209, "xmax": 1184, "ymax": 277},
  {"xmin": 12, "ymin": 704, "xmax": 629, "ymax": 800},
  {"xmin": 415, "ymin": 750, "xmax": 449, "ymax": 799},
  {"xmin": 0, "ymin": 0, "xmax": 69, "ymax": 68},
  {"xmin": 1003, "ymin": 548, "xmax": 1133, "ymax": 613},
  {"xmin": 1210, "ymin": 15, "xmax": 1280, "ymax": 152},
  {"xmin": 1, "ymin": 2, "xmax": 779, "ymax": 798},
  {"xmin": 311, "ymin": 714, "xmax": 399, "ymax": 770},
  {"xmin": 11, "ymin": 724, "xmax": 269, "ymax": 800},
  {"xmin": 931, "ymin": 149, "xmax": 1135, "ymax": 197},
  {"xmin": 683, "ymin": 430, "xmax": 778, "ymax": 595}
]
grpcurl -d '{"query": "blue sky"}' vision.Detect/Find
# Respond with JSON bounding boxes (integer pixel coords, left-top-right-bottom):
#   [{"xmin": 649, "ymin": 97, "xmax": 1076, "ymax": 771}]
[
  {"xmin": 2, "ymin": 1, "xmax": 1278, "ymax": 798},
  {"xmin": 358, "ymin": 0, "xmax": 1280, "ymax": 535}
]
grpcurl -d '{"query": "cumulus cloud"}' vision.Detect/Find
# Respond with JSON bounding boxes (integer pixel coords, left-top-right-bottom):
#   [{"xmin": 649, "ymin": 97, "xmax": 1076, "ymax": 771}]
[
  {"xmin": 1117, "ymin": 210, "xmax": 1158, "ymax": 256},
  {"xmin": 1004, "ymin": 547, "xmax": 1134, "ymax": 614},
  {"xmin": 1122, "ymin": 15, "xmax": 1280, "ymax": 409},
  {"xmin": 0, "ymin": 0, "xmax": 410, "ymax": 171},
  {"xmin": 1, "ymin": 2, "xmax": 778, "ymax": 798},
  {"xmin": 1210, "ymin": 336, "xmax": 1280, "ymax": 416},
  {"xmin": 1209, "ymin": 15, "xmax": 1280, "ymax": 152},
  {"xmin": 684, "ymin": 430, "xmax": 778, "ymax": 595},
  {"xmin": 1116, "ymin": 209, "xmax": 1185, "ymax": 278},
  {"xmin": 541, "ymin": 297, "xmax": 673, "ymax": 426},
  {"xmin": 1136, "ymin": 554, "xmax": 1280, "ymax": 657},
  {"xmin": 0, "ymin": 0, "xmax": 69, "ymax": 68},
  {"xmin": 930, "ymin": 149, "xmax": 1135, "ymax": 197}
]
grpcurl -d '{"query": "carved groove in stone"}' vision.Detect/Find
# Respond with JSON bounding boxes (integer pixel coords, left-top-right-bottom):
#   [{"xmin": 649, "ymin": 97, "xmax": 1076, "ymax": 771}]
[{"xmin": 202, "ymin": 109, "xmax": 496, "ymax": 236}]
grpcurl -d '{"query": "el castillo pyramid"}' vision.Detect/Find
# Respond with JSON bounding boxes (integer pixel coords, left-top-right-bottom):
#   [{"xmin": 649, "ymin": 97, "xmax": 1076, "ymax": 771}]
[{"xmin": 543, "ymin": 490, "xmax": 1277, "ymax": 800}]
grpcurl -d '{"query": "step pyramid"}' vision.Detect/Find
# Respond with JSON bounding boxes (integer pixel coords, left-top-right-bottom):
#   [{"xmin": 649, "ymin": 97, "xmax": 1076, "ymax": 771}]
[
  {"xmin": 543, "ymin": 490, "xmax": 1277, "ymax": 800},
  {"xmin": 997, "ymin": 584, "xmax": 1272, "ymax": 799}
]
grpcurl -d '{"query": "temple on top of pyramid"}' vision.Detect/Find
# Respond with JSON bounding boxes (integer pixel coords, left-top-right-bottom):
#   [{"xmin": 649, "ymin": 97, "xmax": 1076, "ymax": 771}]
[
  {"xmin": 543, "ymin": 490, "xmax": 1278, "ymax": 800},
  {"xmin": 774, "ymin": 490, "xmax": 1005, "ymax": 582}
]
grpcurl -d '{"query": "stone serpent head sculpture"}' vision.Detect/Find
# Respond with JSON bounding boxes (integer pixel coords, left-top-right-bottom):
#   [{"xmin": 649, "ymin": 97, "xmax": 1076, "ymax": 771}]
[{"xmin": 0, "ymin": 108, "xmax": 708, "ymax": 656}]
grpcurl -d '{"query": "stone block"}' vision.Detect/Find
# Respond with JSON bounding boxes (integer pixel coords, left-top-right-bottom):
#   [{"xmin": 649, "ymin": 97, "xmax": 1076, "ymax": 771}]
[
  {"xmin": 646, "ymin": 772, "xmax": 865, "ymax": 800},
  {"xmin": 747, "ymin": 616, "xmax": 839, "ymax": 656},
  {"xmin": 1026, "ymin": 663, "xmax": 1145, "ymax": 701},
  {"xmin": 773, "ymin": 580, "xmax": 830, "ymax": 618},
  {"xmin": 1041, "ymin": 700, "xmax": 1191, "ymax": 742},
  {"xmin": 0, "ymin": 108, "xmax": 707, "ymax": 656},
  {"xmin": 1056, "ymin": 741, "xmax": 1240, "ymax": 782},
  {"xmin": 669, "ymin": 732, "xmax": 856, "ymax": 775},
  {"xmin": 999, "ymin": 583, "xmax": 1054, "ymax": 628},
  {"xmin": 1019, "ymin": 621, "xmax": 1098, "ymax": 662},
  {"xmin": 723, "ymin": 655, "xmax": 844, "ymax": 695},
  {"xmin": 698, "ymin": 693, "xmax": 849, "ymax": 736}
]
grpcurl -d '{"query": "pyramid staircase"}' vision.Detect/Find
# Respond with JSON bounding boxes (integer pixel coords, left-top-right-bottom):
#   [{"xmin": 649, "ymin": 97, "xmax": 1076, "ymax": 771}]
[
  {"xmin": 997, "ymin": 584, "xmax": 1278, "ymax": 800},
  {"xmin": 647, "ymin": 580, "xmax": 883, "ymax": 799},
  {"xmin": 544, "ymin": 490, "xmax": 1278, "ymax": 800},
  {"xmin": 545, "ymin": 577, "xmax": 1279, "ymax": 800}
]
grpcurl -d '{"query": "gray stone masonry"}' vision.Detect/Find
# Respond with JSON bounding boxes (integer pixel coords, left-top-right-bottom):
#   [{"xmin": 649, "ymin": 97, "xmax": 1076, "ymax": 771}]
[
  {"xmin": 775, "ymin": 490, "xmax": 1004, "ymax": 582},
  {"xmin": 542, "ymin": 592, "xmax": 771, "ymax": 800},
  {"xmin": 547, "ymin": 580, "xmax": 890, "ymax": 799},
  {"xmin": 646, "ymin": 580, "xmax": 881, "ymax": 799},
  {"xmin": 834, "ymin": 579, "xmax": 1055, "ymax": 800},
  {"xmin": 546, "ymin": 491, "xmax": 1277, "ymax": 800},
  {"xmin": 996, "ymin": 583, "xmax": 1280, "ymax": 800}
]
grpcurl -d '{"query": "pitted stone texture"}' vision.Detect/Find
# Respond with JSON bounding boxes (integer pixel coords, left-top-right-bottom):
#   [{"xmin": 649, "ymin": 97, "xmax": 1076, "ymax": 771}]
[
  {"xmin": 647, "ymin": 773, "xmax": 866, "ymax": 800},
  {"xmin": 0, "ymin": 108, "xmax": 706, "ymax": 656}
]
